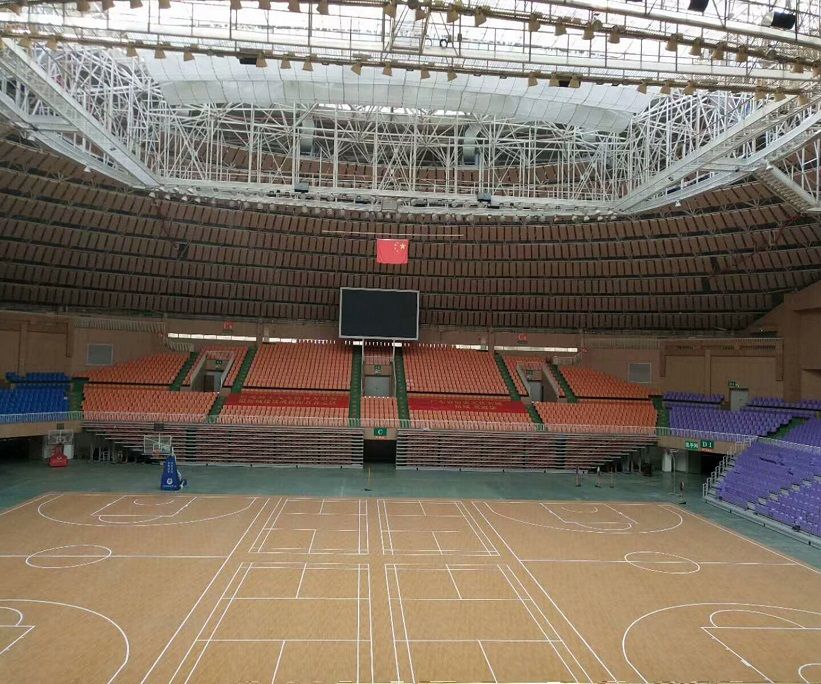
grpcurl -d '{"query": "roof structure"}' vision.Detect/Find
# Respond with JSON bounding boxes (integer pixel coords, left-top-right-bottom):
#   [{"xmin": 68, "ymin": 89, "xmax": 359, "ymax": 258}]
[{"xmin": 0, "ymin": 0, "xmax": 819, "ymax": 216}]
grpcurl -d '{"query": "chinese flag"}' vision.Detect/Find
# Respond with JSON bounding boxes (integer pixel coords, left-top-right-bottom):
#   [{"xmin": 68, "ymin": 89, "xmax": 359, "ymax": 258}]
[{"xmin": 376, "ymin": 238, "xmax": 409, "ymax": 265}]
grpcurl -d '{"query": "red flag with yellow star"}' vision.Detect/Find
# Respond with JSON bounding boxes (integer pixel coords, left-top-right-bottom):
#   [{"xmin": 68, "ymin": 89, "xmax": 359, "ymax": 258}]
[{"xmin": 376, "ymin": 238, "xmax": 409, "ymax": 264}]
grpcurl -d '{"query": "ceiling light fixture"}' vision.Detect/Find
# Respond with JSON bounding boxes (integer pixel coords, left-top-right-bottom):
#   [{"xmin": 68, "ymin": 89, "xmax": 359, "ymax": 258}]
[
  {"xmin": 259, "ymin": 0, "xmax": 271, "ymax": 8},
  {"xmin": 549, "ymin": 72, "xmax": 559, "ymax": 87},
  {"xmin": 130, "ymin": 0, "xmax": 143, "ymax": 8},
  {"xmin": 665, "ymin": 34, "xmax": 678, "ymax": 52},
  {"xmin": 660, "ymin": 81, "xmax": 672, "ymax": 95},
  {"xmin": 256, "ymin": 53, "xmax": 267, "ymax": 68},
  {"xmin": 183, "ymin": 48, "xmax": 195, "ymax": 61},
  {"xmin": 351, "ymin": 61, "xmax": 362, "ymax": 75},
  {"xmin": 126, "ymin": 44, "xmax": 138, "ymax": 58},
  {"xmin": 415, "ymin": 7, "xmax": 426, "ymax": 20},
  {"xmin": 711, "ymin": 42, "xmax": 725, "ymax": 60},
  {"xmin": 689, "ymin": 38, "xmax": 703, "ymax": 57},
  {"xmin": 608, "ymin": 27, "xmax": 621, "ymax": 44},
  {"xmin": 382, "ymin": 63, "xmax": 392, "ymax": 76},
  {"xmin": 302, "ymin": 57, "xmax": 313, "ymax": 71},
  {"xmin": 554, "ymin": 19, "xmax": 566, "ymax": 36},
  {"xmin": 420, "ymin": 66, "xmax": 430, "ymax": 79},
  {"xmin": 446, "ymin": 5, "xmax": 459, "ymax": 23},
  {"xmin": 230, "ymin": 0, "xmax": 241, "ymax": 9},
  {"xmin": 582, "ymin": 23, "xmax": 595, "ymax": 40},
  {"xmin": 447, "ymin": 68, "xmax": 457, "ymax": 81},
  {"xmin": 288, "ymin": 0, "xmax": 300, "ymax": 12},
  {"xmin": 384, "ymin": 1, "xmax": 397, "ymax": 18},
  {"xmin": 528, "ymin": 14, "xmax": 540, "ymax": 32},
  {"xmin": 637, "ymin": 81, "xmax": 647, "ymax": 94},
  {"xmin": 798, "ymin": 92, "xmax": 809, "ymax": 106},
  {"xmin": 158, "ymin": 0, "xmax": 171, "ymax": 9},
  {"xmin": 774, "ymin": 88, "xmax": 786, "ymax": 101},
  {"xmin": 281, "ymin": 55, "xmax": 292, "ymax": 69},
  {"xmin": 101, "ymin": 0, "xmax": 115, "ymax": 10},
  {"xmin": 317, "ymin": 0, "xmax": 328, "ymax": 14},
  {"xmin": 754, "ymin": 85, "xmax": 765, "ymax": 100},
  {"xmin": 527, "ymin": 72, "xmax": 538, "ymax": 87},
  {"xmin": 792, "ymin": 61, "xmax": 804, "ymax": 74},
  {"xmin": 683, "ymin": 81, "xmax": 696, "ymax": 95},
  {"xmin": 474, "ymin": 7, "xmax": 486, "ymax": 26},
  {"xmin": 76, "ymin": 0, "xmax": 91, "ymax": 11},
  {"xmin": 568, "ymin": 74, "xmax": 580, "ymax": 88},
  {"xmin": 735, "ymin": 45, "xmax": 748, "ymax": 62},
  {"xmin": 46, "ymin": 35, "xmax": 59, "ymax": 50},
  {"xmin": 154, "ymin": 45, "xmax": 166, "ymax": 59}
]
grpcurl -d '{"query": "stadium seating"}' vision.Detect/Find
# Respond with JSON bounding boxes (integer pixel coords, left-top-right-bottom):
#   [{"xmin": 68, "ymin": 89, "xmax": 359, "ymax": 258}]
[
  {"xmin": 560, "ymin": 367, "xmax": 650, "ymax": 399},
  {"xmin": 409, "ymin": 411, "xmax": 533, "ymax": 431},
  {"xmin": 668, "ymin": 405, "xmax": 792, "ymax": 437},
  {"xmin": 220, "ymin": 391, "xmax": 349, "ymax": 425},
  {"xmin": 717, "ymin": 441, "xmax": 821, "ymax": 537},
  {"xmin": 245, "ymin": 342, "xmax": 351, "ymax": 390},
  {"xmin": 663, "ymin": 391, "xmax": 723, "ymax": 405},
  {"xmin": 403, "ymin": 346, "xmax": 508, "ymax": 395},
  {"xmin": 779, "ymin": 418, "xmax": 821, "ymax": 448},
  {"xmin": 0, "ymin": 386, "xmax": 68, "ymax": 414},
  {"xmin": 745, "ymin": 397, "xmax": 821, "ymax": 418},
  {"xmin": 534, "ymin": 401, "xmax": 656, "ymax": 432},
  {"xmin": 5, "ymin": 372, "xmax": 71, "ymax": 385},
  {"xmin": 86, "ymin": 353, "xmax": 189, "ymax": 385},
  {"xmin": 83, "ymin": 386, "xmax": 216, "ymax": 420},
  {"xmin": 361, "ymin": 396, "xmax": 398, "ymax": 427}
]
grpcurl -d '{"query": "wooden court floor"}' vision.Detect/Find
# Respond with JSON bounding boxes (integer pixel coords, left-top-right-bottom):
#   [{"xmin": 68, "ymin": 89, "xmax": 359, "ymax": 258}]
[{"xmin": 0, "ymin": 493, "xmax": 819, "ymax": 683}]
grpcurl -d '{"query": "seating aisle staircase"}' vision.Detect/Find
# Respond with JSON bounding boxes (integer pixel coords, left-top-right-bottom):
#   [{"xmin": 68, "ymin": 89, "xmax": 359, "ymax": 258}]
[
  {"xmin": 349, "ymin": 345, "xmax": 362, "ymax": 423},
  {"xmin": 652, "ymin": 396, "xmax": 669, "ymax": 428},
  {"xmin": 393, "ymin": 347, "xmax": 410, "ymax": 424},
  {"xmin": 69, "ymin": 378, "xmax": 86, "ymax": 414},
  {"xmin": 549, "ymin": 365, "xmax": 577, "ymax": 402},
  {"xmin": 170, "ymin": 351, "xmax": 199, "ymax": 391},
  {"xmin": 230, "ymin": 346, "xmax": 257, "ymax": 392},
  {"xmin": 494, "ymin": 352, "xmax": 542, "ymax": 425}
]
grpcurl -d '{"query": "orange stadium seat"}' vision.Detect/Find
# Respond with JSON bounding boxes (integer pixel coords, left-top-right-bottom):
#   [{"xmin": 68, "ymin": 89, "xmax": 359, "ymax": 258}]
[
  {"xmin": 410, "ymin": 410, "xmax": 533, "ymax": 431},
  {"xmin": 86, "ymin": 353, "xmax": 189, "ymax": 386},
  {"xmin": 360, "ymin": 396, "xmax": 399, "ymax": 427},
  {"xmin": 560, "ymin": 367, "xmax": 651, "ymax": 400},
  {"xmin": 403, "ymin": 345, "xmax": 508, "ymax": 395},
  {"xmin": 502, "ymin": 354, "xmax": 547, "ymax": 396},
  {"xmin": 83, "ymin": 386, "xmax": 217, "ymax": 420},
  {"xmin": 534, "ymin": 401, "xmax": 656, "ymax": 433},
  {"xmin": 245, "ymin": 342, "xmax": 351, "ymax": 390}
]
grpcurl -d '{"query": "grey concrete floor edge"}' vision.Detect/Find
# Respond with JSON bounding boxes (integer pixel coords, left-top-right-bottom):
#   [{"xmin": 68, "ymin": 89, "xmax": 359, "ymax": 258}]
[{"xmin": 1, "ymin": 460, "xmax": 818, "ymax": 569}]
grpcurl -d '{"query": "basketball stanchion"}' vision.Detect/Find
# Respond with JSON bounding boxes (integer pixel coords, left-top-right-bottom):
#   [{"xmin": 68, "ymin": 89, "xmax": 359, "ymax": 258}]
[
  {"xmin": 575, "ymin": 466, "xmax": 581, "ymax": 487},
  {"xmin": 594, "ymin": 465, "xmax": 602, "ymax": 488},
  {"xmin": 610, "ymin": 467, "xmax": 615, "ymax": 488}
]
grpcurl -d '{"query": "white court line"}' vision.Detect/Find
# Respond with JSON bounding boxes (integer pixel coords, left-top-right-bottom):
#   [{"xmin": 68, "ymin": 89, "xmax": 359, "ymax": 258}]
[
  {"xmin": 90, "ymin": 495, "xmax": 127, "ymax": 517},
  {"xmin": 496, "ymin": 564, "xmax": 581, "ymax": 682},
  {"xmin": 0, "ymin": 553, "xmax": 225, "ymax": 560},
  {"xmin": 541, "ymin": 503, "xmax": 630, "ymax": 532},
  {"xmin": 519, "ymin": 559, "xmax": 799, "ymax": 567},
  {"xmin": 138, "ymin": 496, "xmax": 267, "ymax": 684},
  {"xmin": 701, "ymin": 628, "xmax": 774, "ymax": 683},
  {"xmin": 356, "ymin": 563, "xmax": 361, "ymax": 683},
  {"xmin": 706, "ymin": 626, "xmax": 821, "ymax": 630},
  {"xmin": 295, "ymin": 562, "xmax": 309, "ymax": 598},
  {"xmin": 384, "ymin": 565, "xmax": 402, "ymax": 683},
  {"xmin": 446, "ymin": 564, "xmax": 463, "ymax": 599},
  {"xmin": 605, "ymin": 503, "xmax": 639, "ymax": 526},
  {"xmin": 0, "ymin": 493, "xmax": 57, "ymax": 518},
  {"xmin": 367, "ymin": 563, "xmax": 375, "ymax": 684},
  {"xmin": 0, "ymin": 624, "xmax": 34, "ymax": 657},
  {"xmin": 473, "ymin": 501, "xmax": 617, "ymax": 682},
  {"xmin": 477, "ymin": 640, "xmax": 498, "ymax": 683},
  {"xmin": 393, "ymin": 564, "xmax": 416, "ymax": 684},
  {"xmin": 675, "ymin": 507, "xmax": 817, "ymax": 575},
  {"xmin": 249, "ymin": 498, "xmax": 286, "ymax": 553},
  {"xmin": 199, "ymin": 638, "xmax": 359, "ymax": 642},
  {"xmin": 270, "ymin": 641, "xmax": 286, "ymax": 684},
  {"xmin": 306, "ymin": 530, "xmax": 317, "ymax": 556},
  {"xmin": 363, "ymin": 499, "xmax": 369, "ymax": 556},
  {"xmin": 456, "ymin": 501, "xmax": 498, "ymax": 556},
  {"xmin": 183, "ymin": 562, "xmax": 252, "ymax": 684}
]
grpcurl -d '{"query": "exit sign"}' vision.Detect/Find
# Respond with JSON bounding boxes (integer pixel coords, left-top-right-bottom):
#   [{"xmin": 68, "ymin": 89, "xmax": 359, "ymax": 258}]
[
  {"xmin": 728, "ymin": 380, "xmax": 738, "ymax": 389},
  {"xmin": 373, "ymin": 427, "xmax": 388, "ymax": 437},
  {"xmin": 700, "ymin": 439, "xmax": 715, "ymax": 449},
  {"xmin": 685, "ymin": 440, "xmax": 699, "ymax": 450}
]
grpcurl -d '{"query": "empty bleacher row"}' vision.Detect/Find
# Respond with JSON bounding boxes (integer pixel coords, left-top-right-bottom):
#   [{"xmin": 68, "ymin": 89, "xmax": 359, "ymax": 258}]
[
  {"xmin": 360, "ymin": 396, "xmax": 398, "ymax": 427},
  {"xmin": 220, "ymin": 391, "xmax": 350, "ymax": 425},
  {"xmin": 82, "ymin": 420, "xmax": 363, "ymax": 467},
  {"xmin": 245, "ymin": 342, "xmax": 351, "ymax": 390},
  {"xmin": 83, "ymin": 386, "xmax": 217, "ymax": 420},
  {"xmin": 86, "ymin": 353, "xmax": 188, "ymax": 385},
  {"xmin": 403, "ymin": 346, "xmax": 508, "ymax": 395},
  {"xmin": 559, "ymin": 367, "xmax": 651, "ymax": 399},
  {"xmin": 535, "ymin": 401, "xmax": 657, "ymax": 433},
  {"xmin": 396, "ymin": 429, "xmax": 654, "ymax": 471},
  {"xmin": 717, "ymin": 440, "xmax": 821, "ymax": 537},
  {"xmin": 668, "ymin": 405, "xmax": 793, "ymax": 438}
]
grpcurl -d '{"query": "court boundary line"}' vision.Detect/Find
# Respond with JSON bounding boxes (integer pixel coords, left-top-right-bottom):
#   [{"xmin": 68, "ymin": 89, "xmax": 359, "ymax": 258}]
[
  {"xmin": 137, "ymin": 495, "xmax": 268, "ymax": 684},
  {"xmin": 471, "ymin": 500, "xmax": 617, "ymax": 682},
  {"xmin": 0, "ymin": 492, "xmax": 55, "ymax": 518}
]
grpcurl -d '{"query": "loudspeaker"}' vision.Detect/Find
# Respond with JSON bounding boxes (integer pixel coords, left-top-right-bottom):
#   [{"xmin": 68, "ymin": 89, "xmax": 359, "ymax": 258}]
[{"xmin": 687, "ymin": 0, "xmax": 709, "ymax": 10}]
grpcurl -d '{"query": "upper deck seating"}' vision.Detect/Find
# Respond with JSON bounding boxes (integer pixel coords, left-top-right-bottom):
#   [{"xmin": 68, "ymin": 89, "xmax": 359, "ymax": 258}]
[
  {"xmin": 561, "ymin": 367, "xmax": 650, "ymax": 400},
  {"xmin": 668, "ymin": 405, "xmax": 792, "ymax": 437},
  {"xmin": 220, "ymin": 390, "xmax": 349, "ymax": 425},
  {"xmin": 663, "ymin": 391, "xmax": 723, "ymax": 406},
  {"xmin": 0, "ymin": 386, "xmax": 68, "ymax": 414},
  {"xmin": 779, "ymin": 418, "xmax": 821, "ymax": 448},
  {"xmin": 86, "ymin": 353, "xmax": 188, "ymax": 386},
  {"xmin": 403, "ymin": 345, "xmax": 507, "ymax": 395},
  {"xmin": 245, "ymin": 342, "xmax": 351, "ymax": 390}
]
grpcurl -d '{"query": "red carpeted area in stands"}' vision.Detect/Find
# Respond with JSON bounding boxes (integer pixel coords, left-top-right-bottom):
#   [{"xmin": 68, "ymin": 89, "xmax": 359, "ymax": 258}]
[
  {"xmin": 407, "ymin": 395, "xmax": 527, "ymax": 414},
  {"xmin": 225, "ymin": 391, "xmax": 349, "ymax": 409}
]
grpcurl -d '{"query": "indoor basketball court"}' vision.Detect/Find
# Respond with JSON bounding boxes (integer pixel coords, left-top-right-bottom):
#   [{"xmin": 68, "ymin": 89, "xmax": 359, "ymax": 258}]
[{"xmin": 0, "ymin": 493, "xmax": 818, "ymax": 683}]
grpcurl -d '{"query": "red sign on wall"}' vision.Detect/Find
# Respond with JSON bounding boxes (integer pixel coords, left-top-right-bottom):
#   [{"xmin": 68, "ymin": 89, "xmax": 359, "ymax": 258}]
[{"xmin": 223, "ymin": 321, "xmax": 234, "ymax": 332}]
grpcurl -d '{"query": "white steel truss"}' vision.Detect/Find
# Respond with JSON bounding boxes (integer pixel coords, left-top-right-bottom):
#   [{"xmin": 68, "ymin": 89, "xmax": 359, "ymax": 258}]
[{"xmin": 0, "ymin": 40, "xmax": 820, "ymax": 215}]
